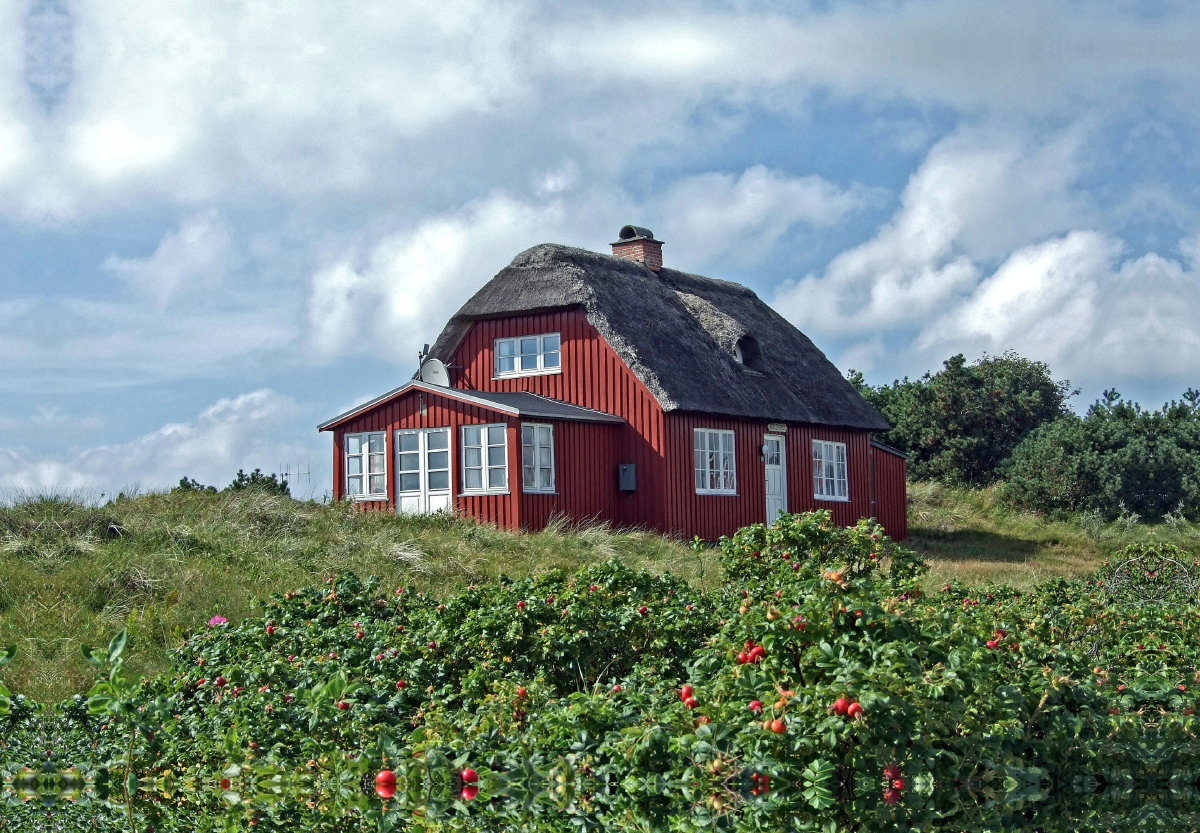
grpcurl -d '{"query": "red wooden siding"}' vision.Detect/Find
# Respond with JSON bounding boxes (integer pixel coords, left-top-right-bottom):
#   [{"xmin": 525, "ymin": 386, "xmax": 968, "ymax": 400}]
[
  {"xmin": 326, "ymin": 307, "xmax": 907, "ymax": 541},
  {"xmin": 870, "ymin": 443, "xmax": 908, "ymax": 540},
  {"xmin": 332, "ymin": 390, "xmax": 523, "ymax": 530},
  {"xmin": 519, "ymin": 421, "xmax": 620, "ymax": 531},
  {"xmin": 450, "ymin": 310, "xmax": 667, "ymax": 530},
  {"xmin": 661, "ymin": 415, "xmax": 877, "ymax": 540}
]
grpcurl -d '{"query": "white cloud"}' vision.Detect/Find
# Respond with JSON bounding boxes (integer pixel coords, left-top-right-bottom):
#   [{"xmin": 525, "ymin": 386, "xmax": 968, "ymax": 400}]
[
  {"xmin": 917, "ymin": 232, "xmax": 1200, "ymax": 385},
  {"xmin": 103, "ymin": 210, "xmax": 233, "ymax": 308},
  {"xmin": 307, "ymin": 193, "xmax": 567, "ymax": 361},
  {"xmin": 773, "ymin": 125, "xmax": 1091, "ymax": 336},
  {"xmin": 655, "ymin": 165, "xmax": 873, "ymax": 268},
  {"xmin": 0, "ymin": 389, "xmax": 310, "ymax": 494}
]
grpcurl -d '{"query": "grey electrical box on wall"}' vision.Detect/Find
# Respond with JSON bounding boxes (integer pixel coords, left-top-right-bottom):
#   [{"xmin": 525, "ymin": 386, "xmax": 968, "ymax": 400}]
[{"xmin": 618, "ymin": 464, "xmax": 636, "ymax": 492}]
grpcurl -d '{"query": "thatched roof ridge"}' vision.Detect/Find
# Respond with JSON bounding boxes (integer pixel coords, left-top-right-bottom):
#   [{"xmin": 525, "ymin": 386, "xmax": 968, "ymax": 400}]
[{"xmin": 428, "ymin": 244, "xmax": 889, "ymax": 431}]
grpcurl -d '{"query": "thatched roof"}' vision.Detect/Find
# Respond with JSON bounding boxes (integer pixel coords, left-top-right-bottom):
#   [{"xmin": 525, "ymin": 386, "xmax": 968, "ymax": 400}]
[{"xmin": 429, "ymin": 244, "xmax": 890, "ymax": 431}]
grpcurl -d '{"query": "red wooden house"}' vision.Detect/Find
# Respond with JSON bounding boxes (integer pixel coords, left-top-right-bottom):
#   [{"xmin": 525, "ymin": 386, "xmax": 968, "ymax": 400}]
[{"xmin": 319, "ymin": 226, "xmax": 907, "ymax": 540}]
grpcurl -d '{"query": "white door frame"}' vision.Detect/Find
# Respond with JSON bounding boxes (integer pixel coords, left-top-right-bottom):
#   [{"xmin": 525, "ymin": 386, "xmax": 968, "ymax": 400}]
[
  {"xmin": 395, "ymin": 427, "xmax": 452, "ymax": 515},
  {"xmin": 764, "ymin": 433, "xmax": 787, "ymax": 523}
]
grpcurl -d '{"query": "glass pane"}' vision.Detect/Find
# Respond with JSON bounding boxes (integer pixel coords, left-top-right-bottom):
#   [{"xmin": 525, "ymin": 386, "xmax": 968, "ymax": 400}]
[
  {"xmin": 427, "ymin": 430, "xmax": 448, "ymax": 450},
  {"xmin": 695, "ymin": 468, "xmax": 705, "ymax": 491},
  {"xmin": 399, "ymin": 473, "xmax": 420, "ymax": 492},
  {"xmin": 538, "ymin": 447, "xmax": 551, "ymax": 467},
  {"xmin": 428, "ymin": 471, "xmax": 449, "ymax": 490},
  {"xmin": 488, "ymin": 467, "xmax": 506, "ymax": 488},
  {"xmin": 543, "ymin": 334, "xmax": 560, "ymax": 352},
  {"xmin": 522, "ymin": 446, "xmax": 534, "ymax": 466},
  {"xmin": 721, "ymin": 432, "xmax": 733, "ymax": 453},
  {"xmin": 465, "ymin": 468, "xmax": 482, "ymax": 490},
  {"xmin": 522, "ymin": 425, "xmax": 533, "ymax": 445},
  {"xmin": 399, "ymin": 433, "xmax": 419, "ymax": 452},
  {"xmin": 488, "ymin": 425, "xmax": 506, "ymax": 445},
  {"xmin": 543, "ymin": 351, "xmax": 560, "ymax": 368},
  {"xmin": 347, "ymin": 475, "xmax": 363, "ymax": 495},
  {"xmin": 427, "ymin": 451, "xmax": 449, "ymax": 470},
  {"xmin": 464, "ymin": 426, "xmax": 481, "ymax": 446},
  {"xmin": 369, "ymin": 433, "xmax": 385, "ymax": 453},
  {"xmin": 498, "ymin": 340, "xmax": 516, "ymax": 356},
  {"xmin": 369, "ymin": 453, "xmax": 386, "ymax": 473},
  {"xmin": 538, "ymin": 426, "xmax": 551, "ymax": 446},
  {"xmin": 520, "ymin": 353, "xmax": 538, "ymax": 370},
  {"xmin": 523, "ymin": 466, "xmax": 535, "ymax": 489},
  {"xmin": 370, "ymin": 474, "xmax": 386, "ymax": 494},
  {"xmin": 347, "ymin": 456, "xmax": 363, "ymax": 475},
  {"xmin": 498, "ymin": 356, "xmax": 515, "ymax": 373},
  {"xmin": 488, "ymin": 445, "xmax": 506, "ymax": 466},
  {"xmin": 398, "ymin": 452, "xmax": 419, "ymax": 472},
  {"xmin": 464, "ymin": 447, "xmax": 481, "ymax": 467},
  {"xmin": 346, "ymin": 435, "xmax": 362, "ymax": 454},
  {"xmin": 520, "ymin": 337, "xmax": 538, "ymax": 355},
  {"xmin": 539, "ymin": 468, "xmax": 552, "ymax": 489}
]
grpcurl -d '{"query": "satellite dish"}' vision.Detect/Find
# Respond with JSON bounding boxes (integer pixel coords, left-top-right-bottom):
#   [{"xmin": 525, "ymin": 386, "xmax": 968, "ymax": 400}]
[{"xmin": 419, "ymin": 358, "xmax": 450, "ymax": 387}]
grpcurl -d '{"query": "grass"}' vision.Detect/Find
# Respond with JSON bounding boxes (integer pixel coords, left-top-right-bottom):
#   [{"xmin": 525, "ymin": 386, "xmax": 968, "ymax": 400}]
[
  {"xmin": 906, "ymin": 480, "xmax": 1198, "ymax": 589},
  {"xmin": 0, "ymin": 490, "xmax": 705, "ymax": 704},
  {"xmin": 1, "ymin": 483, "xmax": 1193, "ymax": 703}
]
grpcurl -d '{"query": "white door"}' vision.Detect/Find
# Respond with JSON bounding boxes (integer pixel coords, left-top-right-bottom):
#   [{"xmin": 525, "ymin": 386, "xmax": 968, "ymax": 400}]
[
  {"xmin": 764, "ymin": 434, "xmax": 787, "ymax": 523},
  {"xmin": 396, "ymin": 428, "xmax": 452, "ymax": 515}
]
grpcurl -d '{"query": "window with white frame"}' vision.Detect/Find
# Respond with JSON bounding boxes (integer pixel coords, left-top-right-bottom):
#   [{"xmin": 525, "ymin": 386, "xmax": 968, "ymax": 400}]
[
  {"xmin": 462, "ymin": 424, "xmax": 508, "ymax": 492},
  {"xmin": 494, "ymin": 333, "xmax": 561, "ymax": 377},
  {"xmin": 345, "ymin": 432, "xmax": 387, "ymax": 499},
  {"xmin": 522, "ymin": 423, "xmax": 555, "ymax": 492},
  {"xmin": 694, "ymin": 428, "xmax": 737, "ymax": 495},
  {"xmin": 812, "ymin": 440, "xmax": 849, "ymax": 501}
]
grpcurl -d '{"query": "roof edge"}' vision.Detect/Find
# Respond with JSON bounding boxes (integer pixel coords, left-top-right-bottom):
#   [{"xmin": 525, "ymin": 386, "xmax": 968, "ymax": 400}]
[
  {"xmin": 318, "ymin": 381, "xmax": 521, "ymax": 432},
  {"xmin": 870, "ymin": 440, "xmax": 910, "ymax": 460}
]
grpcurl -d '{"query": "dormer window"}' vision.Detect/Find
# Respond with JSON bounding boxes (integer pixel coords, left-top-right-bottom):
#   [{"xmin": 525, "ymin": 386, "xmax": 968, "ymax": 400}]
[{"xmin": 495, "ymin": 333, "xmax": 561, "ymax": 377}]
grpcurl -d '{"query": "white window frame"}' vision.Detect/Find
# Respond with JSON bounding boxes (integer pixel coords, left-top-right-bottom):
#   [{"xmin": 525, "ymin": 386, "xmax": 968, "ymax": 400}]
[
  {"xmin": 694, "ymin": 428, "xmax": 737, "ymax": 496},
  {"xmin": 812, "ymin": 440, "xmax": 849, "ymax": 501},
  {"xmin": 461, "ymin": 423, "xmax": 509, "ymax": 494},
  {"xmin": 344, "ymin": 431, "xmax": 387, "ymax": 501},
  {"xmin": 521, "ymin": 423, "xmax": 556, "ymax": 493},
  {"xmin": 494, "ymin": 332, "xmax": 562, "ymax": 378}
]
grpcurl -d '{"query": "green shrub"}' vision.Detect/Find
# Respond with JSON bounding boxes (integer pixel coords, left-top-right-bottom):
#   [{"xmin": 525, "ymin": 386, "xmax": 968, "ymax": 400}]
[
  {"xmin": 3, "ymin": 514, "xmax": 1197, "ymax": 832},
  {"xmin": 850, "ymin": 351, "xmax": 1074, "ymax": 485},
  {"xmin": 1002, "ymin": 390, "xmax": 1200, "ymax": 519}
]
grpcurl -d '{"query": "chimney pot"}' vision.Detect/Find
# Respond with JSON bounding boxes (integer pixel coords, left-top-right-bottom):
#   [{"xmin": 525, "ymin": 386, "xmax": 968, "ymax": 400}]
[{"xmin": 611, "ymin": 225, "xmax": 664, "ymax": 271}]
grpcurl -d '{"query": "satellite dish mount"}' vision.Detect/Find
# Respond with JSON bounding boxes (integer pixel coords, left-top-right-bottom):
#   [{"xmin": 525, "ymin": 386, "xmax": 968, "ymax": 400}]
[{"xmin": 419, "ymin": 357, "xmax": 450, "ymax": 387}]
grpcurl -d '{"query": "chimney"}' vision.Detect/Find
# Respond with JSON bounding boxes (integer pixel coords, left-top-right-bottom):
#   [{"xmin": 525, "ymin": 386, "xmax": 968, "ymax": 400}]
[{"xmin": 611, "ymin": 225, "xmax": 663, "ymax": 271}]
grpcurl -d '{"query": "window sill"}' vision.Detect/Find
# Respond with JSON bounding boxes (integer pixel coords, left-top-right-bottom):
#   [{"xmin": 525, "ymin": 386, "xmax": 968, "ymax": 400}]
[
  {"xmin": 348, "ymin": 495, "xmax": 389, "ymax": 502},
  {"xmin": 493, "ymin": 368, "xmax": 562, "ymax": 380},
  {"xmin": 459, "ymin": 490, "xmax": 510, "ymax": 497},
  {"xmin": 815, "ymin": 496, "xmax": 850, "ymax": 503},
  {"xmin": 696, "ymin": 490, "xmax": 739, "ymax": 497},
  {"xmin": 523, "ymin": 490, "xmax": 559, "ymax": 495}
]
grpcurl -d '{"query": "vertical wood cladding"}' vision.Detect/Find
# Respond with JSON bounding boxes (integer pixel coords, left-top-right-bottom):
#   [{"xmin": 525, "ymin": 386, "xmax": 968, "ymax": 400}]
[
  {"xmin": 450, "ymin": 310, "xmax": 666, "ymax": 530},
  {"xmin": 870, "ymin": 444, "xmax": 908, "ymax": 540},
  {"xmin": 334, "ymin": 390, "xmax": 522, "ymax": 531},
  {"xmin": 662, "ymin": 414, "xmax": 879, "ymax": 540},
  {"xmin": 327, "ymin": 307, "xmax": 907, "ymax": 540}
]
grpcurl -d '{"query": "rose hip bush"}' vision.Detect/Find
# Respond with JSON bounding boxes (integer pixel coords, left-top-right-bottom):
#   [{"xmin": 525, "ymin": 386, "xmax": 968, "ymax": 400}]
[{"xmin": 1, "ymin": 511, "xmax": 1197, "ymax": 832}]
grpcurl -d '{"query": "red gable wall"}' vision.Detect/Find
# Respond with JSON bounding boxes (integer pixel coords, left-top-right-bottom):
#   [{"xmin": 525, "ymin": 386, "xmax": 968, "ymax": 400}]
[{"xmin": 447, "ymin": 309, "xmax": 667, "ymax": 531}]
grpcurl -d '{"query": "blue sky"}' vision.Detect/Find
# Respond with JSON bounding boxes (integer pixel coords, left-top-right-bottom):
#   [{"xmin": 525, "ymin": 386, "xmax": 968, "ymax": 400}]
[{"xmin": 4, "ymin": 0, "xmax": 1200, "ymax": 498}]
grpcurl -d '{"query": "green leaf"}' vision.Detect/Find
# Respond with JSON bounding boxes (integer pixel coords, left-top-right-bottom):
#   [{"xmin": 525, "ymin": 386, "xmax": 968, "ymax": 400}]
[
  {"xmin": 107, "ymin": 629, "xmax": 128, "ymax": 665},
  {"xmin": 0, "ymin": 645, "xmax": 15, "ymax": 668},
  {"xmin": 802, "ymin": 759, "xmax": 837, "ymax": 810},
  {"xmin": 82, "ymin": 645, "xmax": 107, "ymax": 668}
]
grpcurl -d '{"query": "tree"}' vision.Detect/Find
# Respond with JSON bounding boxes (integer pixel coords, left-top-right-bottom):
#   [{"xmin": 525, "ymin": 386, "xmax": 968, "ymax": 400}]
[
  {"xmin": 1001, "ymin": 389, "xmax": 1200, "ymax": 520},
  {"xmin": 849, "ymin": 351, "xmax": 1075, "ymax": 485},
  {"xmin": 173, "ymin": 477, "xmax": 217, "ymax": 494},
  {"xmin": 225, "ymin": 468, "xmax": 291, "ymax": 497}
]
